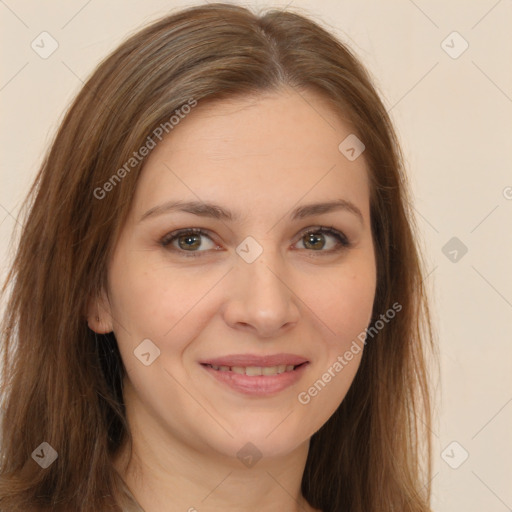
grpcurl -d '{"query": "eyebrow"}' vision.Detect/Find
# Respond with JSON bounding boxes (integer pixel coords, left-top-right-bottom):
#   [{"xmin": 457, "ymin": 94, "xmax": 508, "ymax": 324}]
[{"xmin": 139, "ymin": 198, "xmax": 364, "ymax": 224}]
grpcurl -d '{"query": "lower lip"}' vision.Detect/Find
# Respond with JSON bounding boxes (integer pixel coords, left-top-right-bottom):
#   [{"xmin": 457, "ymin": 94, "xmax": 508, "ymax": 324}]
[{"xmin": 200, "ymin": 363, "xmax": 309, "ymax": 396}]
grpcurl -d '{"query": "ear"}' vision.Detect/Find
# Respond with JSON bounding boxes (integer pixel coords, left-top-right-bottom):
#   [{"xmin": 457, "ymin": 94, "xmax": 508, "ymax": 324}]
[{"xmin": 86, "ymin": 288, "xmax": 114, "ymax": 334}]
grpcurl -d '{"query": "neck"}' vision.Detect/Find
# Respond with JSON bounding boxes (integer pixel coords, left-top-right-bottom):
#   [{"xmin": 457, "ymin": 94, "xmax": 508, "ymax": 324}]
[{"xmin": 113, "ymin": 399, "xmax": 319, "ymax": 512}]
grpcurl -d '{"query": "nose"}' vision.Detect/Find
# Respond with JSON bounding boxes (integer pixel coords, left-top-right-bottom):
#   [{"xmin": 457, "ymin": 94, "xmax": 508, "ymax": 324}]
[{"xmin": 221, "ymin": 248, "xmax": 300, "ymax": 338}]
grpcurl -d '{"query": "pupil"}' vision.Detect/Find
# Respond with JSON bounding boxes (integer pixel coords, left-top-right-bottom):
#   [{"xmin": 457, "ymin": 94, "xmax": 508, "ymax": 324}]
[
  {"xmin": 179, "ymin": 234, "xmax": 200, "ymax": 250},
  {"xmin": 176, "ymin": 233, "xmax": 326, "ymax": 251},
  {"xmin": 305, "ymin": 233, "xmax": 324, "ymax": 250}
]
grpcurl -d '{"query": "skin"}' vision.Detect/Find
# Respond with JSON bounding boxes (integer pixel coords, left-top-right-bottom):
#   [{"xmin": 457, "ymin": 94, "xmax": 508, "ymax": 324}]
[{"xmin": 88, "ymin": 86, "xmax": 377, "ymax": 512}]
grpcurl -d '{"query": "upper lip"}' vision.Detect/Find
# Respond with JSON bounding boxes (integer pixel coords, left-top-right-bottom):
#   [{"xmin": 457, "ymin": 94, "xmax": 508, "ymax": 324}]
[{"xmin": 200, "ymin": 353, "xmax": 309, "ymax": 367}]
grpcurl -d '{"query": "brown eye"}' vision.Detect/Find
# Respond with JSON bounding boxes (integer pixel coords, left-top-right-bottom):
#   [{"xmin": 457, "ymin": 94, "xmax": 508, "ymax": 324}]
[
  {"xmin": 177, "ymin": 233, "xmax": 202, "ymax": 250},
  {"xmin": 296, "ymin": 227, "xmax": 350, "ymax": 252},
  {"xmin": 303, "ymin": 232, "xmax": 326, "ymax": 250},
  {"xmin": 160, "ymin": 228, "xmax": 217, "ymax": 256},
  {"xmin": 159, "ymin": 226, "xmax": 350, "ymax": 259}
]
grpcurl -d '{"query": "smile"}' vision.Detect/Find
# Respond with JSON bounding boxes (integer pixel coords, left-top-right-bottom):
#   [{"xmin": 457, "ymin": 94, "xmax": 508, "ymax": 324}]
[
  {"xmin": 203, "ymin": 363, "xmax": 302, "ymax": 375},
  {"xmin": 200, "ymin": 361, "xmax": 309, "ymax": 396}
]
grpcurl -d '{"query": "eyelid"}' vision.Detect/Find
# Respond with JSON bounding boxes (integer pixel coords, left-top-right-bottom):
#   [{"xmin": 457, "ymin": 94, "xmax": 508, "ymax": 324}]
[
  {"xmin": 159, "ymin": 228, "xmax": 219, "ymax": 253},
  {"xmin": 159, "ymin": 225, "xmax": 351, "ymax": 256},
  {"xmin": 293, "ymin": 226, "xmax": 351, "ymax": 253},
  {"xmin": 299, "ymin": 225, "xmax": 350, "ymax": 246}
]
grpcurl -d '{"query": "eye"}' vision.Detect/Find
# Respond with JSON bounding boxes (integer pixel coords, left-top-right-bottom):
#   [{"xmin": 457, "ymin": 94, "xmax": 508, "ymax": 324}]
[
  {"xmin": 159, "ymin": 226, "xmax": 350, "ymax": 258},
  {"xmin": 294, "ymin": 226, "xmax": 350, "ymax": 253},
  {"xmin": 160, "ymin": 228, "xmax": 219, "ymax": 257}
]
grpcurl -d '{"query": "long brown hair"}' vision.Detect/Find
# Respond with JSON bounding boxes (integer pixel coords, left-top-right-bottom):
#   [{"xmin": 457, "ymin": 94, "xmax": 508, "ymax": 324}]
[{"xmin": 0, "ymin": 3, "xmax": 435, "ymax": 511}]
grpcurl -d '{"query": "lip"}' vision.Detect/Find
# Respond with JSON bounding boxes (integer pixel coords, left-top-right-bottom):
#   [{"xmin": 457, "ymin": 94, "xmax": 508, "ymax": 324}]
[
  {"xmin": 199, "ymin": 353, "xmax": 309, "ymax": 367},
  {"xmin": 199, "ymin": 353, "xmax": 310, "ymax": 396}
]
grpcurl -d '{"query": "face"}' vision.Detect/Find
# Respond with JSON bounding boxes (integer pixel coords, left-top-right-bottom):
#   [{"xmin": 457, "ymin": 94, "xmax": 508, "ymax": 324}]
[{"xmin": 90, "ymin": 87, "xmax": 376, "ymax": 462}]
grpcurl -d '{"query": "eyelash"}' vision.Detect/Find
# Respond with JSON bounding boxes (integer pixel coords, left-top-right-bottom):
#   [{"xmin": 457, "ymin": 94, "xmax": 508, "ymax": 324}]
[{"xmin": 159, "ymin": 226, "xmax": 351, "ymax": 258}]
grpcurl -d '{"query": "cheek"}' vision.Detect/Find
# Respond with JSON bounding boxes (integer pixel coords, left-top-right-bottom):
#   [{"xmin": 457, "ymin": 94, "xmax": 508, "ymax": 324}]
[
  {"xmin": 108, "ymin": 239, "xmax": 376, "ymax": 364},
  {"xmin": 310, "ymin": 258, "xmax": 376, "ymax": 347},
  {"xmin": 294, "ymin": 270, "xmax": 375, "ymax": 434},
  {"xmin": 108, "ymin": 249, "xmax": 218, "ymax": 341},
  {"xmin": 103, "ymin": 237, "xmax": 377, "ymax": 453},
  {"xmin": 332, "ymin": 273, "xmax": 375, "ymax": 338}
]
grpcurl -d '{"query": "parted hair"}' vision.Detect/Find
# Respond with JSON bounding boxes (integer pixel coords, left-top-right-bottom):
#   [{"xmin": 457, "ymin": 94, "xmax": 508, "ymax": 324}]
[{"xmin": 0, "ymin": 3, "xmax": 435, "ymax": 511}]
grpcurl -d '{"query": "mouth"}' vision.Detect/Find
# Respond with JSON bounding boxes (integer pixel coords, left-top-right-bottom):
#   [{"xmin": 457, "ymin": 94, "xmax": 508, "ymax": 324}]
[
  {"xmin": 201, "ymin": 362, "xmax": 307, "ymax": 376},
  {"xmin": 199, "ymin": 354, "xmax": 310, "ymax": 396}
]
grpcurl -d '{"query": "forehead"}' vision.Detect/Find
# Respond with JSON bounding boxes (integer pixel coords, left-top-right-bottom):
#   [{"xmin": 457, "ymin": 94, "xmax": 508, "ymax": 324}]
[{"xmin": 132, "ymin": 88, "xmax": 370, "ymax": 222}]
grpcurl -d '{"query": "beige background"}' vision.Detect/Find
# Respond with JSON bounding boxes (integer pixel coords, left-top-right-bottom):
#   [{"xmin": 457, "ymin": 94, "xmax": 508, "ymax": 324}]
[{"xmin": 1, "ymin": 1, "xmax": 511, "ymax": 510}]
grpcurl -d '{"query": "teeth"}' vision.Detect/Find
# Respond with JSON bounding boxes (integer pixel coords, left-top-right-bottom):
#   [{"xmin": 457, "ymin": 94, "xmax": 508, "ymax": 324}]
[{"xmin": 207, "ymin": 364, "xmax": 299, "ymax": 375}]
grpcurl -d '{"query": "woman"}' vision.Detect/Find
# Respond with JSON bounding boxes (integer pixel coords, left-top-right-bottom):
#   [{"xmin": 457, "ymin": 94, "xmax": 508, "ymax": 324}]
[{"xmin": 0, "ymin": 3, "xmax": 435, "ymax": 511}]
